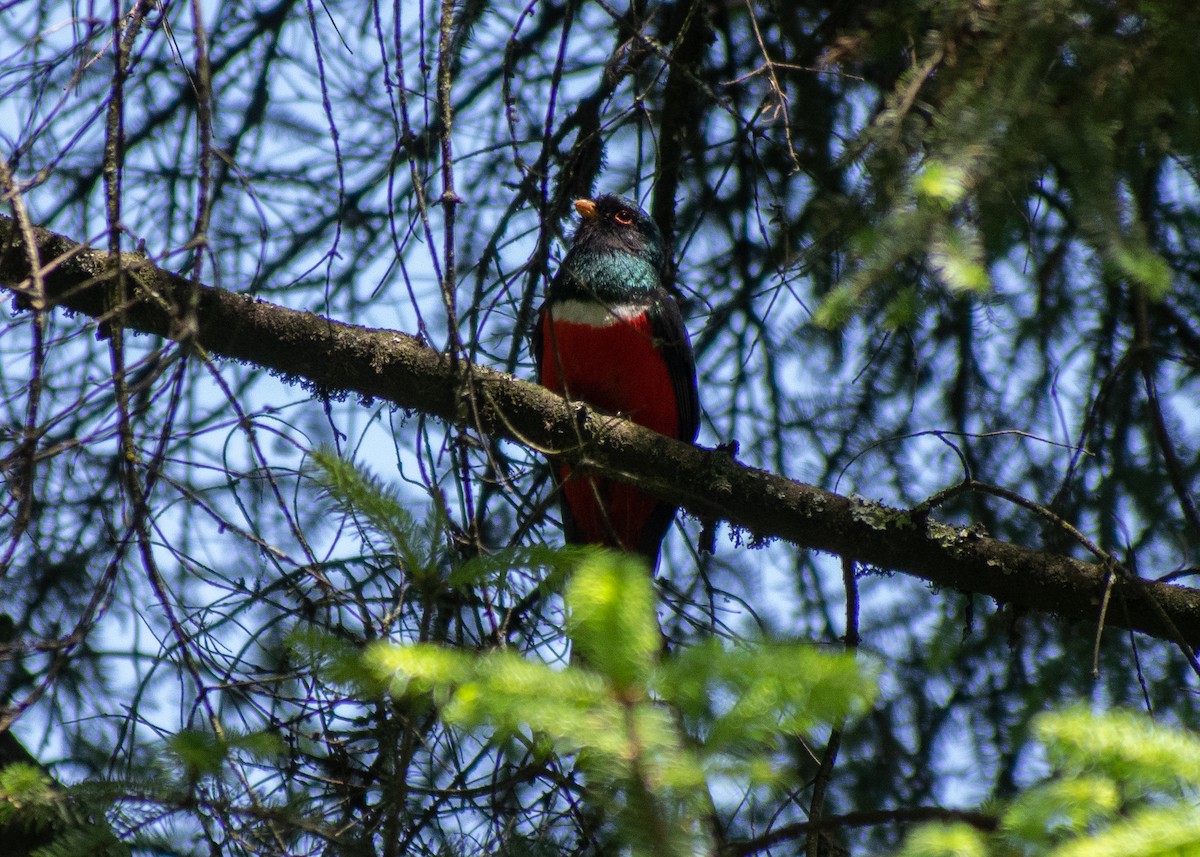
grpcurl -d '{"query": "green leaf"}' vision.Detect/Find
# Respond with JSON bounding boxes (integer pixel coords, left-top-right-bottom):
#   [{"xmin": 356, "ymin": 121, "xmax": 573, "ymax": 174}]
[
  {"xmin": 1004, "ymin": 776, "xmax": 1120, "ymax": 844},
  {"xmin": 449, "ymin": 543, "xmax": 592, "ymax": 589},
  {"xmin": 813, "ymin": 283, "xmax": 862, "ymax": 330},
  {"xmin": 1048, "ymin": 805, "xmax": 1200, "ymax": 857},
  {"xmin": 899, "ymin": 822, "xmax": 987, "ymax": 857},
  {"xmin": 441, "ymin": 650, "xmax": 614, "ymax": 746},
  {"xmin": 307, "ymin": 447, "xmax": 445, "ymax": 585},
  {"xmin": 361, "ymin": 602, "xmax": 875, "ymax": 857},
  {"xmin": 364, "ymin": 640, "xmax": 474, "ymax": 701},
  {"xmin": 916, "ymin": 160, "xmax": 972, "ymax": 208},
  {"xmin": 0, "ymin": 762, "xmax": 52, "ymax": 801},
  {"xmin": 1036, "ymin": 707, "xmax": 1200, "ymax": 789},
  {"xmin": 659, "ymin": 639, "xmax": 875, "ymax": 750},
  {"xmin": 168, "ymin": 731, "xmax": 228, "ymax": 779},
  {"xmin": 883, "ymin": 286, "xmax": 922, "ymax": 328},
  {"xmin": 287, "ymin": 626, "xmax": 379, "ymax": 690},
  {"xmin": 227, "ymin": 730, "xmax": 285, "ymax": 761},
  {"xmin": 565, "ymin": 552, "xmax": 660, "ymax": 693},
  {"xmin": 1111, "ymin": 243, "xmax": 1172, "ymax": 300},
  {"xmin": 929, "ymin": 227, "xmax": 990, "ymax": 295},
  {"xmin": 167, "ymin": 728, "xmax": 284, "ymax": 781}
]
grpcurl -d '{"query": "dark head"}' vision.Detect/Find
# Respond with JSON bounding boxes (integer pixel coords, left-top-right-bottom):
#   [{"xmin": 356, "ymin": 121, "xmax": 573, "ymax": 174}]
[{"xmin": 568, "ymin": 195, "xmax": 666, "ymax": 277}]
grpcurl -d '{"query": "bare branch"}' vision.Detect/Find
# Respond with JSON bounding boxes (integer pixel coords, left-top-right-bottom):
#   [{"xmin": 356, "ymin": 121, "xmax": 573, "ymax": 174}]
[{"xmin": 3, "ymin": 212, "xmax": 1200, "ymax": 648}]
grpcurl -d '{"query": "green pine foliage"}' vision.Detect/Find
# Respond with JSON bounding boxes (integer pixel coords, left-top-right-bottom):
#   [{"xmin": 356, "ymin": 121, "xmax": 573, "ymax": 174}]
[
  {"xmin": 814, "ymin": 0, "xmax": 1191, "ymax": 328},
  {"xmin": 308, "ymin": 447, "xmax": 449, "ymax": 586},
  {"xmin": 167, "ymin": 728, "xmax": 285, "ymax": 781},
  {"xmin": 361, "ymin": 550, "xmax": 875, "ymax": 856},
  {"xmin": 308, "ymin": 446, "xmax": 593, "ymax": 598},
  {"xmin": 901, "ymin": 707, "xmax": 1200, "ymax": 857},
  {"xmin": 0, "ymin": 763, "xmax": 128, "ymax": 857},
  {"xmin": 0, "ymin": 763, "xmax": 60, "ymax": 841}
]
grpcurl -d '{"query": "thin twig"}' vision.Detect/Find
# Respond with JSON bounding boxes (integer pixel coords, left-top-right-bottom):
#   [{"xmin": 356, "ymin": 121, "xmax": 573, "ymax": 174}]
[{"xmin": 806, "ymin": 556, "xmax": 861, "ymax": 857}]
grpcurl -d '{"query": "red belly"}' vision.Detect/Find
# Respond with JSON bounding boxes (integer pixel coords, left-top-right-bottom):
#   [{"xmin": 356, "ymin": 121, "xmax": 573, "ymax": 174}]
[{"xmin": 539, "ymin": 313, "xmax": 678, "ymax": 552}]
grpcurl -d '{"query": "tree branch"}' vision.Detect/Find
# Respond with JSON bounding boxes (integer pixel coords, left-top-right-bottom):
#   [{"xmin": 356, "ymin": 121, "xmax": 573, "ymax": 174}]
[
  {"xmin": 3, "ymin": 212, "xmax": 1200, "ymax": 646},
  {"xmin": 727, "ymin": 805, "xmax": 999, "ymax": 857}
]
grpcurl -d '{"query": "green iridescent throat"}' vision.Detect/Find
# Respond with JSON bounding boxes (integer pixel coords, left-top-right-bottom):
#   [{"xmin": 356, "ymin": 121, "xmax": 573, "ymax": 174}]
[{"xmin": 556, "ymin": 248, "xmax": 662, "ymax": 304}]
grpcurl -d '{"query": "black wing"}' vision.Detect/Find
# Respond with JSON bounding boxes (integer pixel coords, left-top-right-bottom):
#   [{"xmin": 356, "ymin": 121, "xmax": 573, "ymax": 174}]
[
  {"xmin": 634, "ymin": 290, "xmax": 700, "ymax": 567},
  {"xmin": 648, "ymin": 291, "xmax": 700, "ymax": 445}
]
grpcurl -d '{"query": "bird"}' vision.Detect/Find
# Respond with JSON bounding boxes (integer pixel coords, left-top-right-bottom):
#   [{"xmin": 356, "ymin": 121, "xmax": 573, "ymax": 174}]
[{"xmin": 533, "ymin": 194, "xmax": 700, "ymax": 568}]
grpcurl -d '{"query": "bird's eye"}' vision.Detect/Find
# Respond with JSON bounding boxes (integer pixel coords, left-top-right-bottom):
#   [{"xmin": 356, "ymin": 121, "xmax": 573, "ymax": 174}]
[{"xmin": 614, "ymin": 209, "xmax": 634, "ymax": 225}]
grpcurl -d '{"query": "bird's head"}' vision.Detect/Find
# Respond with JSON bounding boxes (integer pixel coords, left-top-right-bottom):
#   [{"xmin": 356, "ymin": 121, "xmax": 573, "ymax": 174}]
[{"xmin": 568, "ymin": 195, "xmax": 665, "ymax": 277}]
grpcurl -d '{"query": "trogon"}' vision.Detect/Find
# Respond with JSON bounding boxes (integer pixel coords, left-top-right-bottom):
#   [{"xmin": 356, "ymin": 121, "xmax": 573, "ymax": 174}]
[{"xmin": 533, "ymin": 195, "xmax": 700, "ymax": 568}]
